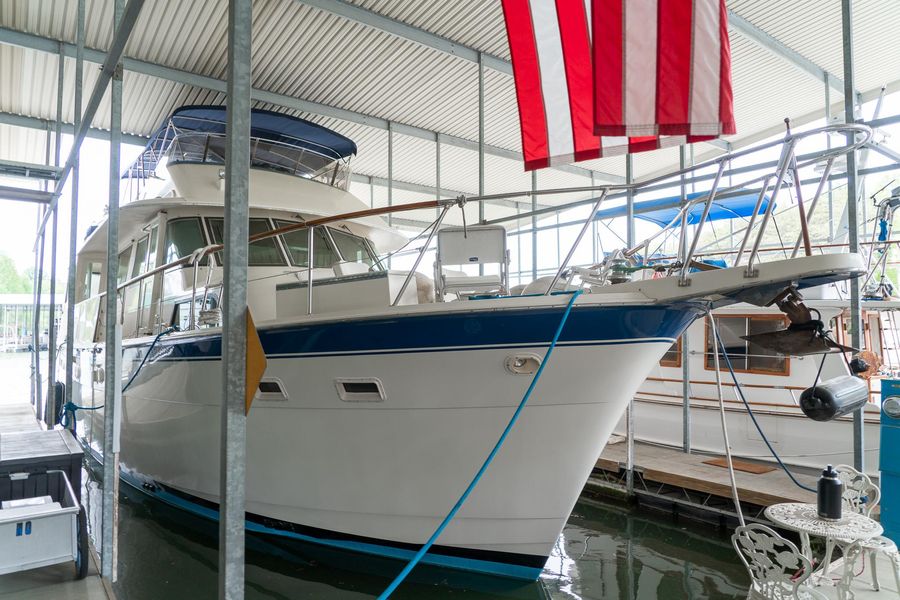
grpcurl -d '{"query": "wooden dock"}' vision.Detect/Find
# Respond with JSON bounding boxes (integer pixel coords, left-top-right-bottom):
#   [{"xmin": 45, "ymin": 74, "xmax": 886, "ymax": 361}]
[
  {"xmin": 589, "ymin": 438, "xmax": 817, "ymax": 520},
  {"xmin": 0, "ymin": 390, "xmax": 114, "ymax": 600}
]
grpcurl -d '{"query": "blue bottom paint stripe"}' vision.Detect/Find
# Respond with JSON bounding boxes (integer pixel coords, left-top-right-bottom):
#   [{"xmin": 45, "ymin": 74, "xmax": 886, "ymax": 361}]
[{"xmin": 117, "ymin": 469, "xmax": 544, "ymax": 581}]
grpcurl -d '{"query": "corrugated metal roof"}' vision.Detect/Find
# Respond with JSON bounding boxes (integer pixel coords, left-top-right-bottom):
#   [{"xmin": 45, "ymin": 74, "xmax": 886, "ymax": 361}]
[{"xmin": 0, "ymin": 0, "xmax": 897, "ymax": 226}]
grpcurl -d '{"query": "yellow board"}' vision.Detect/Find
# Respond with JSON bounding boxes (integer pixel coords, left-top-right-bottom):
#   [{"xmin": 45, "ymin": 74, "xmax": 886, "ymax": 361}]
[{"xmin": 245, "ymin": 308, "xmax": 268, "ymax": 414}]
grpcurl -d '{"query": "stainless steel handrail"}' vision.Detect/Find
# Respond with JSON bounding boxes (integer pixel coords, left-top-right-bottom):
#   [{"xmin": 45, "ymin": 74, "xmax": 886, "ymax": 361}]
[
  {"xmin": 165, "ymin": 132, "xmax": 353, "ymax": 191},
  {"xmin": 96, "ymin": 123, "xmax": 873, "ymax": 331}
]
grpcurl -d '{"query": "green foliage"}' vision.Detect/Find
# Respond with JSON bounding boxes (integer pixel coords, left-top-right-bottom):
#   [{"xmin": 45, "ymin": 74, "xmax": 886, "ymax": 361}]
[{"xmin": 0, "ymin": 255, "xmax": 32, "ymax": 294}]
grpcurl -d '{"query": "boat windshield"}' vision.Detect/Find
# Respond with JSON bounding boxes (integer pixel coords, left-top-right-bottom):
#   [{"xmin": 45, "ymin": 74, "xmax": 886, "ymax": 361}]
[{"xmin": 165, "ymin": 132, "xmax": 353, "ymax": 190}]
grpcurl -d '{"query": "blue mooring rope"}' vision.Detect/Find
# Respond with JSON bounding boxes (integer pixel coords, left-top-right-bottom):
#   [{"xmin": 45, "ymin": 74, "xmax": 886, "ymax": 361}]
[
  {"xmin": 63, "ymin": 326, "xmax": 175, "ymax": 434},
  {"xmin": 713, "ymin": 325, "xmax": 817, "ymax": 493},
  {"xmin": 376, "ymin": 289, "xmax": 582, "ymax": 599}
]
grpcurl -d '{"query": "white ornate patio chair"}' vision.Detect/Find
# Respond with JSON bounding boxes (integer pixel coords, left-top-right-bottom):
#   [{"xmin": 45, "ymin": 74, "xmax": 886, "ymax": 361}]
[
  {"xmin": 732, "ymin": 523, "xmax": 828, "ymax": 600},
  {"xmin": 834, "ymin": 464, "xmax": 900, "ymax": 592}
]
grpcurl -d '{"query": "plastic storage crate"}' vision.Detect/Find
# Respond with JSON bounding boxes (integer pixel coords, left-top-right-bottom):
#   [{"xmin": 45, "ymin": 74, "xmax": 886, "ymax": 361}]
[{"xmin": 0, "ymin": 469, "xmax": 83, "ymax": 576}]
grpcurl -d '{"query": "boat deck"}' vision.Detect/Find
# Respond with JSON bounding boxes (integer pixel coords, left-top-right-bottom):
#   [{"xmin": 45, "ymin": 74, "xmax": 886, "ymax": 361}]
[{"xmin": 0, "ymin": 392, "xmax": 114, "ymax": 600}]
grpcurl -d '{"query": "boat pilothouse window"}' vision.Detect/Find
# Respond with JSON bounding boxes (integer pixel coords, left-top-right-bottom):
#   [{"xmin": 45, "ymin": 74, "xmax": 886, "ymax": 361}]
[
  {"xmin": 330, "ymin": 228, "xmax": 376, "ymax": 267},
  {"xmin": 117, "ymin": 246, "xmax": 132, "ymax": 285},
  {"xmin": 165, "ymin": 218, "xmax": 209, "ymax": 265},
  {"xmin": 274, "ymin": 220, "xmax": 339, "ymax": 268},
  {"xmin": 705, "ymin": 315, "xmax": 790, "ymax": 375},
  {"xmin": 206, "ymin": 218, "xmax": 287, "ymax": 266},
  {"xmin": 80, "ymin": 262, "xmax": 102, "ymax": 301}
]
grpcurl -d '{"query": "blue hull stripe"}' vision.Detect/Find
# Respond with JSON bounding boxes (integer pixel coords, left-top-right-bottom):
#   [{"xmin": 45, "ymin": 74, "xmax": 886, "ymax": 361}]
[
  {"xmin": 137, "ymin": 303, "xmax": 702, "ymax": 362},
  {"xmin": 117, "ymin": 469, "xmax": 543, "ymax": 580}
]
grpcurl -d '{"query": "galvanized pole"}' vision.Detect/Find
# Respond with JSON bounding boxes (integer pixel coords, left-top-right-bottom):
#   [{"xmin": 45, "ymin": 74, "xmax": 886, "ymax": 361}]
[
  {"xmin": 387, "ymin": 121, "xmax": 393, "ymax": 270},
  {"xmin": 825, "ymin": 75, "xmax": 834, "ymax": 241},
  {"xmin": 31, "ymin": 200, "xmax": 42, "ymax": 411},
  {"xmin": 47, "ymin": 45, "xmax": 64, "ymax": 422},
  {"xmin": 478, "ymin": 51, "xmax": 485, "ymax": 276},
  {"xmin": 64, "ymin": 0, "xmax": 85, "ymax": 411},
  {"xmin": 531, "ymin": 171, "xmax": 538, "ymax": 280},
  {"xmin": 591, "ymin": 172, "xmax": 598, "ymax": 263},
  {"xmin": 220, "ymin": 0, "xmax": 251, "ymax": 597},
  {"xmin": 625, "ymin": 155, "xmax": 635, "ymax": 494},
  {"xmin": 679, "ymin": 146, "xmax": 691, "ymax": 454},
  {"xmin": 387, "ymin": 121, "xmax": 393, "ymax": 230},
  {"xmin": 842, "ymin": 0, "xmax": 864, "ymax": 472},
  {"xmin": 435, "ymin": 132, "xmax": 441, "ymax": 214},
  {"xmin": 100, "ymin": 0, "xmax": 124, "ymax": 581}
]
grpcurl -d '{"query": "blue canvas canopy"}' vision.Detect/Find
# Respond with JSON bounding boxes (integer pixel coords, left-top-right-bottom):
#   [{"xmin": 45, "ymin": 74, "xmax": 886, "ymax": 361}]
[
  {"xmin": 594, "ymin": 191, "xmax": 771, "ymax": 227},
  {"xmin": 125, "ymin": 105, "xmax": 357, "ymax": 177}
]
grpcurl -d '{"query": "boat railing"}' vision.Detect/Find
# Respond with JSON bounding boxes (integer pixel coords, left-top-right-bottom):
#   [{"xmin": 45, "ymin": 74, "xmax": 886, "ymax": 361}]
[
  {"xmin": 164, "ymin": 132, "xmax": 353, "ymax": 191},
  {"xmin": 103, "ymin": 122, "xmax": 872, "ymax": 333}
]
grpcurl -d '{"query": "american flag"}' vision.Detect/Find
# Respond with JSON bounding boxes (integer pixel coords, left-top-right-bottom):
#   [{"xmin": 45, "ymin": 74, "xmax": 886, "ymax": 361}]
[{"xmin": 501, "ymin": 0, "xmax": 735, "ymax": 171}]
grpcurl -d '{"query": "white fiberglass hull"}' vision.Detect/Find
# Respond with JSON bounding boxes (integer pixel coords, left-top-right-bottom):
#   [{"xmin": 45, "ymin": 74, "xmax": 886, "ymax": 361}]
[{"xmin": 75, "ymin": 299, "xmax": 699, "ymax": 578}]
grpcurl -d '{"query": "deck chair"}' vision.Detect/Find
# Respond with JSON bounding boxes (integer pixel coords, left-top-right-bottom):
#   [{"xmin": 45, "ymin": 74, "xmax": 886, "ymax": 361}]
[
  {"xmin": 434, "ymin": 226, "xmax": 509, "ymax": 299},
  {"xmin": 732, "ymin": 523, "xmax": 827, "ymax": 600},
  {"xmin": 834, "ymin": 464, "xmax": 900, "ymax": 592}
]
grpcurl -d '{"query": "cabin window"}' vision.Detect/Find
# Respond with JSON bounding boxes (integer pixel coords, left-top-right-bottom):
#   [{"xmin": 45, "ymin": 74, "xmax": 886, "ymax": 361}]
[
  {"xmin": 659, "ymin": 337, "xmax": 682, "ymax": 368},
  {"xmin": 274, "ymin": 220, "xmax": 338, "ymax": 268},
  {"xmin": 330, "ymin": 228, "xmax": 375, "ymax": 266},
  {"xmin": 705, "ymin": 315, "xmax": 789, "ymax": 375},
  {"xmin": 206, "ymin": 218, "xmax": 287, "ymax": 266},
  {"xmin": 164, "ymin": 218, "xmax": 208, "ymax": 264},
  {"xmin": 131, "ymin": 236, "xmax": 149, "ymax": 278},
  {"xmin": 117, "ymin": 246, "xmax": 132, "ymax": 285},
  {"xmin": 80, "ymin": 261, "xmax": 102, "ymax": 301}
]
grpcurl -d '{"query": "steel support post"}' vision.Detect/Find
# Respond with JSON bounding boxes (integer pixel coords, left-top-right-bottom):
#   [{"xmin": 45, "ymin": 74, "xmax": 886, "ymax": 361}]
[
  {"xmin": 625, "ymin": 155, "xmax": 635, "ymax": 494},
  {"xmin": 435, "ymin": 132, "xmax": 441, "ymax": 219},
  {"xmin": 531, "ymin": 171, "xmax": 537, "ymax": 280},
  {"xmin": 100, "ymin": 0, "xmax": 124, "ymax": 581},
  {"xmin": 478, "ymin": 52, "xmax": 485, "ymax": 276},
  {"xmin": 47, "ymin": 45, "xmax": 63, "ymax": 423},
  {"xmin": 387, "ymin": 121, "xmax": 393, "ymax": 230},
  {"xmin": 842, "ymin": 0, "xmax": 864, "ymax": 472},
  {"xmin": 219, "ymin": 1, "xmax": 251, "ymax": 597},
  {"xmin": 679, "ymin": 146, "xmax": 691, "ymax": 453},
  {"xmin": 31, "ymin": 201, "xmax": 43, "ymax": 411},
  {"xmin": 591, "ymin": 173, "xmax": 598, "ymax": 263},
  {"xmin": 64, "ymin": 0, "xmax": 85, "ymax": 411},
  {"xmin": 825, "ymin": 75, "xmax": 834, "ymax": 241}
]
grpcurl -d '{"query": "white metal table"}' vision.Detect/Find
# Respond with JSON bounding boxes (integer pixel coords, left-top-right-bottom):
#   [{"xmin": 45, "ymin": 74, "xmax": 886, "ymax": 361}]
[{"xmin": 765, "ymin": 502, "xmax": 883, "ymax": 597}]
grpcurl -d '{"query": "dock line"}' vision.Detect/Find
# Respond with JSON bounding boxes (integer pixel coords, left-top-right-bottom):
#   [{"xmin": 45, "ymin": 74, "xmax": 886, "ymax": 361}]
[
  {"xmin": 376, "ymin": 290, "xmax": 582, "ymax": 599},
  {"xmin": 62, "ymin": 326, "xmax": 175, "ymax": 433},
  {"xmin": 713, "ymin": 323, "xmax": 817, "ymax": 494}
]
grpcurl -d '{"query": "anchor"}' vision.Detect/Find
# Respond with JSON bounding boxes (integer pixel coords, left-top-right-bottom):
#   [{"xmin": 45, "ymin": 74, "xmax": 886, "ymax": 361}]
[{"xmin": 740, "ymin": 287, "xmax": 857, "ymax": 356}]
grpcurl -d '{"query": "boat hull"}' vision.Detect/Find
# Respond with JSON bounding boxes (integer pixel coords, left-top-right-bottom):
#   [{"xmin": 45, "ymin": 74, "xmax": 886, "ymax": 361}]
[{"xmin": 74, "ymin": 301, "xmax": 702, "ymax": 578}]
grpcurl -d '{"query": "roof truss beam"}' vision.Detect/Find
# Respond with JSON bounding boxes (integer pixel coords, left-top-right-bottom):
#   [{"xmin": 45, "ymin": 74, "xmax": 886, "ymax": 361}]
[
  {"xmin": 0, "ymin": 26, "xmax": 623, "ymax": 184},
  {"xmin": 727, "ymin": 11, "xmax": 859, "ymax": 100},
  {"xmin": 0, "ymin": 158, "xmax": 61, "ymax": 181},
  {"xmin": 0, "ymin": 184, "xmax": 53, "ymax": 203}
]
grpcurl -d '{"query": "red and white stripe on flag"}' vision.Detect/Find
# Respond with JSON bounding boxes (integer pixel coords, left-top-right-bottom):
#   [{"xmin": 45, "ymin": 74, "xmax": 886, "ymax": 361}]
[
  {"xmin": 593, "ymin": 0, "xmax": 735, "ymax": 138},
  {"xmin": 501, "ymin": 0, "xmax": 734, "ymax": 171}
]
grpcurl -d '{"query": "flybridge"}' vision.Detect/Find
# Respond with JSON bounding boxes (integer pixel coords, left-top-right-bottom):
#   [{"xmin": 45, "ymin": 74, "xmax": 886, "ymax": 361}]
[{"xmin": 122, "ymin": 105, "xmax": 358, "ymax": 191}]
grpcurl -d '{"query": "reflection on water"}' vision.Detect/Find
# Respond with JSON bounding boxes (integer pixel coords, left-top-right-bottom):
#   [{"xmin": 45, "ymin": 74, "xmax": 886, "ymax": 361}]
[
  {"xmin": 82, "ymin": 464, "xmax": 748, "ymax": 600},
  {"xmin": 542, "ymin": 501, "xmax": 748, "ymax": 599}
]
